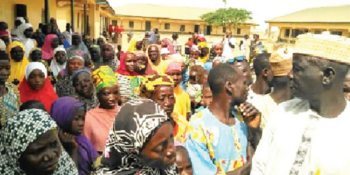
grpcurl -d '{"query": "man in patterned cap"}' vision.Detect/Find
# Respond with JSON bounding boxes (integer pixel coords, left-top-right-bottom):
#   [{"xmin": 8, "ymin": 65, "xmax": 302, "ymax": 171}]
[{"xmin": 252, "ymin": 32, "xmax": 350, "ymax": 175}]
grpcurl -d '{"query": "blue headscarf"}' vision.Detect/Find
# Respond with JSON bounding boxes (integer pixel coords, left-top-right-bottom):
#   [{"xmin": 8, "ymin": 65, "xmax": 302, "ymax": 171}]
[
  {"xmin": 72, "ymin": 69, "xmax": 91, "ymax": 79},
  {"xmin": 57, "ymin": 33, "xmax": 71, "ymax": 49}
]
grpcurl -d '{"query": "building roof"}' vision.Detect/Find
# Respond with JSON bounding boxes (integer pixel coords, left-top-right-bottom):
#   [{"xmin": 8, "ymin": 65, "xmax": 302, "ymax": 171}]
[
  {"xmin": 267, "ymin": 5, "xmax": 350, "ymax": 23},
  {"xmin": 113, "ymin": 4, "xmax": 256, "ymax": 24}
]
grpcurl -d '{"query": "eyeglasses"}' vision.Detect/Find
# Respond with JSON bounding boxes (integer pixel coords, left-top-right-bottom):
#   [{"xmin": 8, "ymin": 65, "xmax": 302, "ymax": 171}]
[{"xmin": 227, "ymin": 56, "xmax": 246, "ymax": 64}]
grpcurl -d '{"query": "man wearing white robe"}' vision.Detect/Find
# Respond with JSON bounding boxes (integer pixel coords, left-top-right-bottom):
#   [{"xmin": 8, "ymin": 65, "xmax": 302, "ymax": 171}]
[{"xmin": 251, "ymin": 32, "xmax": 350, "ymax": 175}]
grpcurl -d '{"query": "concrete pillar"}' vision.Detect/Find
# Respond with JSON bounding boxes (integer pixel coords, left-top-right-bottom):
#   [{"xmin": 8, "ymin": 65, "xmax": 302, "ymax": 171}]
[
  {"xmin": 267, "ymin": 25, "xmax": 272, "ymax": 40},
  {"xmin": 89, "ymin": 4, "xmax": 100, "ymax": 38},
  {"xmin": 44, "ymin": 0, "xmax": 49, "ymax": 24},
  {"xmin": 83, "ymin": 3, "xmax": 87, "ymax": 35}
]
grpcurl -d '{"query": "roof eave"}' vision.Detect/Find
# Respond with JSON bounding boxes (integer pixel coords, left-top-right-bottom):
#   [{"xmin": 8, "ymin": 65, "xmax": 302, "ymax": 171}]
[{"xmin": 266, "ymin": 21, "xmax": 350, "ymax": 23}]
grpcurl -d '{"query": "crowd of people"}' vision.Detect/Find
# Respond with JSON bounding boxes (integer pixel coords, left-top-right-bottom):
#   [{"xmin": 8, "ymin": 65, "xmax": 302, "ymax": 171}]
[{"xmin": 0, "ymin": 16, "xmax": 350, "ymax": 175}]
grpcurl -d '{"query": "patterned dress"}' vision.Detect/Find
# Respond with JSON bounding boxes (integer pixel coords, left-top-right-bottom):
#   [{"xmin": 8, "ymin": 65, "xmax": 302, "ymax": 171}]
[
  {"xmin": 0, "ymin": 82, "xmax": 21, "ymax": 128},
  {"xmin": 185, "ymin": 108, "xmax": 248, "ymax": 175},
  {"xmin": 56, "ymin": 74, "xmax": 75, "ymax": 97},
  {"xmin": 116, "ymin": 74, "xmax": 143, "ymax": 100}
]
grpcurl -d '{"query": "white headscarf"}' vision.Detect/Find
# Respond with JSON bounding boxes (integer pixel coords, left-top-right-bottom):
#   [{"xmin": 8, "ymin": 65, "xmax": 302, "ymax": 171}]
[
  {"xmin": 50, "ymin": 46, "xmax": 67, "ymax": 77},
  {"xmin": 25, "ymin": 62, "xmax": 47, "ymax": 80},
  {"xmin": 0, "ymin": 39, "xmax": 5, "ymax": 51},
  {"xmin": 17, "ymin": 23, "xmax": 35, "ymax": 58}
]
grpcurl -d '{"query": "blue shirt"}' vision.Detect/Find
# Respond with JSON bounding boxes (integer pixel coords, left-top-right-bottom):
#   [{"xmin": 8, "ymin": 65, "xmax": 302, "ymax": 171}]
[{"xmin": 185, "ymin": 108, "xmax": 248, "ymax": 175}]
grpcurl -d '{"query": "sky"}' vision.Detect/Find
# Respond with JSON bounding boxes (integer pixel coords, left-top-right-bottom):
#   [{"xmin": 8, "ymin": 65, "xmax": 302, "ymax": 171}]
[{"xmin": 107, "ymin": 0, "xmax": 350, "ymax": 30}]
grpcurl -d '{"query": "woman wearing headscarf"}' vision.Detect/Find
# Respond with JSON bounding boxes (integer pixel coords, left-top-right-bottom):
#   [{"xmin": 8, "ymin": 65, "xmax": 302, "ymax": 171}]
[
  {"xmin": 42, "ymin": 34, "xmax": 59, "ymax": 61},
  {"xmin": 162, "ymin": 38, "xmax": 175, "ymax": 54},
  {"xmin": 19, "ymin": 62, "xmax": 58, "ymax": 113},
  {"xmin": 51, "ymin": 47, "xmax": 67, "ymax": 77},
  {"xmin": 166, "ymin": 62, "xmax": 191, "ymax": 121},
  {"xmin": 51, "ymin": 97, "xmax": 98, "ymax": 175},
  {"xmin": 0, "ymin": 30, "xmax": 11, "ymax": 46},
  {"xmin": 84, "ymin": 66, "xmax": 120, "ymax": 153},
  {"xmin": 71, "ymin": 69, "xmax": 98, "ymax": 110},
  {"xmin": 115, "ymin": 52, "xmax": 142, "ymax": 100},
  {"xmin": 16, "ymin": 23, "xmax": 37, "ymax": 58},
  {"xmin": 139, "ymin": 74, "xmax": 188, "ymax": 143},
  {"xmin": 97, "ymin": 36, "xmax": 107, "ymax": 49},
  {"xmin": 57, "ymin": 33, "xmax": 71, "ymax": 49},
  {"xmin": 90, "ymin": 44, "xmax": 101, "ymax": 70},
  {"xmin": 0, "ymin": 109, "xmax": 78, "ymax": 175},
  {"xmin": 127, "ymin": 36, "xmax": 138, "ymax": 52},
  {"xmin": 56, "ymin": 52, "xmax": 85, "ymax": 97},
  {"xmin": 134, "ymin": 51, "xmax": 156, "ymax": 75},
  {"xmin": 66, "ymin": 32, "xmax": 90, "ymax": 64},
  {"xmin": 0, "ymin": 50, "xmax": 20, "ymax": 128},
  {"xmin": 100, "ymin": 43, "xmax": 119, "ymax": 71},
  {"xmin": 29, "ymin": 47, "xmax": 57, "ymax": 85},
  {"xmin": 7, "ymin": 41, "xmax": 29, "ymax": 86},
  {"xmin": 146, "ymin": 44, "xmax": 168, "ymax": 75},
  {"xmin": 94, "ymin": 98, "xmax": 177, "ymax": 175},
  {"xmin": 198, "ymin": 41, "xmax": 209, "ymax": 63}
]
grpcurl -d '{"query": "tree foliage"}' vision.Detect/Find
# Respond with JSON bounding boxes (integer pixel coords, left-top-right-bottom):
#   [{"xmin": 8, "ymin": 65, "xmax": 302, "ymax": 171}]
[{"xmin": 200, "ymin": 8, "xmax": 252, "ymax": 30}]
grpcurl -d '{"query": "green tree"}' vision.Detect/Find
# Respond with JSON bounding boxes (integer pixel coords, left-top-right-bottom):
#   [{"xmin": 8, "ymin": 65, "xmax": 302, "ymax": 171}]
[{"xmin": 200, "ymin": 8, "xmax": 252, "ymax": 31}]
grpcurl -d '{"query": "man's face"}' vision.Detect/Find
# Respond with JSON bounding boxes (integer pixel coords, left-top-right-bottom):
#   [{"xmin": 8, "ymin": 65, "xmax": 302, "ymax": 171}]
[
  {"xmin": 231, "ymin": 72, "xmax": 249, "ymax": 105},
  {"xmin": 24, "ymin": 27, "xmax": 34, "ymax": 38},
  {"xmin": 226, "ymin": 31, "xmax": 231, "ymax": 37},
  {"xmin": 344, "ymin": 73, "xmax": 350, "ymax": 100},
  {"xmin": 290, "ymin": 54, "xmax": 323, "ymax": 101}
]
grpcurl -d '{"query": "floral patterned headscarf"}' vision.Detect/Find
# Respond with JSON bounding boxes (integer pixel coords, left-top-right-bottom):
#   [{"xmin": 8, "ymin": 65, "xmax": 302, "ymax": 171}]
[
  {"xmin": 91, "ymin": 66, "xmax": 118, "ymax": 93},
  {"xmin": 0, "ymin": 109, "xmax": 78, "ymax": 175}
]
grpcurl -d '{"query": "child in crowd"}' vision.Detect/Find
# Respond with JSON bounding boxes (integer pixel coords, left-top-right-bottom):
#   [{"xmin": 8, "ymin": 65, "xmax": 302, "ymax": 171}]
[
  {"xmin": 195, "ymin": 83, "xmax": 213, "ymax": 113},
  {"xmin": 176, "ymin": 143, "xmax": 193, "ymax": 175}
]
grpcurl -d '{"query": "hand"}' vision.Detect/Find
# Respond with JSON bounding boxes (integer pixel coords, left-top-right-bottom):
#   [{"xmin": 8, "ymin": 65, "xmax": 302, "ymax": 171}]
[
  {"xmin": 58, "ymin": 130, "xmax": 78, "ymax": 148},
  {"xmin": 238, "ymin": 102, "xmax": 261, "ymax": 129}
]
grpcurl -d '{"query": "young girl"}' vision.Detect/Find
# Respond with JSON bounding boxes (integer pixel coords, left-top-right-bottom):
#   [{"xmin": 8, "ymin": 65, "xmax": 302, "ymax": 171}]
[
  {"xmin": 51, "ymin": 97, "xmax": 98, "ymax": 175},
  {"xmin": 176, "ymin": 143, "xmax": 193, "ymax": 175}
]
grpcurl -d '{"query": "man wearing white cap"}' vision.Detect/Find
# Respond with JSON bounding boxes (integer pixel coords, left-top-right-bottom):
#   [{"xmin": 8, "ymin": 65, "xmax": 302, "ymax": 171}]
[{"xmin": 251, "ymin": 32, "xmax": 350, "ymax": 175}]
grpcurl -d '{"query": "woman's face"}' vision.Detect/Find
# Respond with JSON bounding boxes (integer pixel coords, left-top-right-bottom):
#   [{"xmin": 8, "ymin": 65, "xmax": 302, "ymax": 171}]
[
  {"xmin": 72, "ymin": 35, "xmax": 81, "ymax": 46},
  {"xmin": 30, "ymin": 50, "xmax": 42, "ymax": 62},
  {"xmin": 58, "ymin": 35, "xmax": 65, "ymax": 45},
  {"xmin": 125, "ymin": 53, "xmax": 136, "ymax": 73},
  {"xmin": 176, "ymin": 148, "xmax": 193, "ymax": 175},
  {"xmin": 24, "ymin": 27, "xmax": 34, "ymax": 38},
  {"xmin": 28, "ymin": 69, "xmax": 46, "ymax": 90},
  {"xmin": 140, "ymin": 122, "xmax": 175, "ymax": 169},
  {"xmin": 90, "ymin": 49, "xmax": 100, "ymax": 62},
  {"xmin": 152, "ymin": 85, "xmax": 175, "ymax": 116},
  {"xmin": 102, "ymin": 45, "xmax": 114, "ymax": 60},
  {"xmin": 135, "ymin": 55, "xmax": 147, "ymax": 73},
  {"xmin": 98, "ymin": 86, "xmax": 120, "ymax": 109},
  {"xmin": 67, "ymin": 58, "xmax": 84, "ymax": 74},
  {"xmin": 73, "ymin": 72, "xmax": 93, "ymax": 98},
  {"xmin": 70, "ymin": 107, "xmax": 85, "ymax": 135},
  {"xmin": 10, "ymin": 46, "xmax": 24, "ymax": 62},
  {"xmin": 55, "ymin": 51, "xmax": 66, "ymax": 65},
  {"xmin": 148, "ymin": 46, "xmax": 159, "ymax": 62},
  {"xmin": 167, "ymin": 70, "xmax": 182, "ymax": 86},
  {"xmin": 190, "ymin": 51, "xmax": 200, "ymax": 60},
  {"xmin": 51, "ymin": 38, "xmax": 59, "ymax": 49},
  {"xmin": 19, "ymin": 130, "xmax": 62, "ymax": 175},
  {"xmin": 0, "ymin": 59, "xmax": 11, "ymax": 83},
  {"xmin": 84, "ymin": 39, "xmax": 92, "ymax": 49},
  {"xmin": 97, "ymin": 38, "xmax": 105, "ymax": 46}
]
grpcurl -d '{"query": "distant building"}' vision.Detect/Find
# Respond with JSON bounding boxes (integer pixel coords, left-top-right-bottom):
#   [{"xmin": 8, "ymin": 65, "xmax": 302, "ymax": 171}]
[
  {"xmin": 112, "ymin": 4, "xmax": 257, "ymax": 36},
  {"xmin": 0, "ymin": 0, "xmax": 115, "ymax": 38},
  {"xmin": 266, "ymin": 5, "xmax": 350, "ymax": 42}
]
